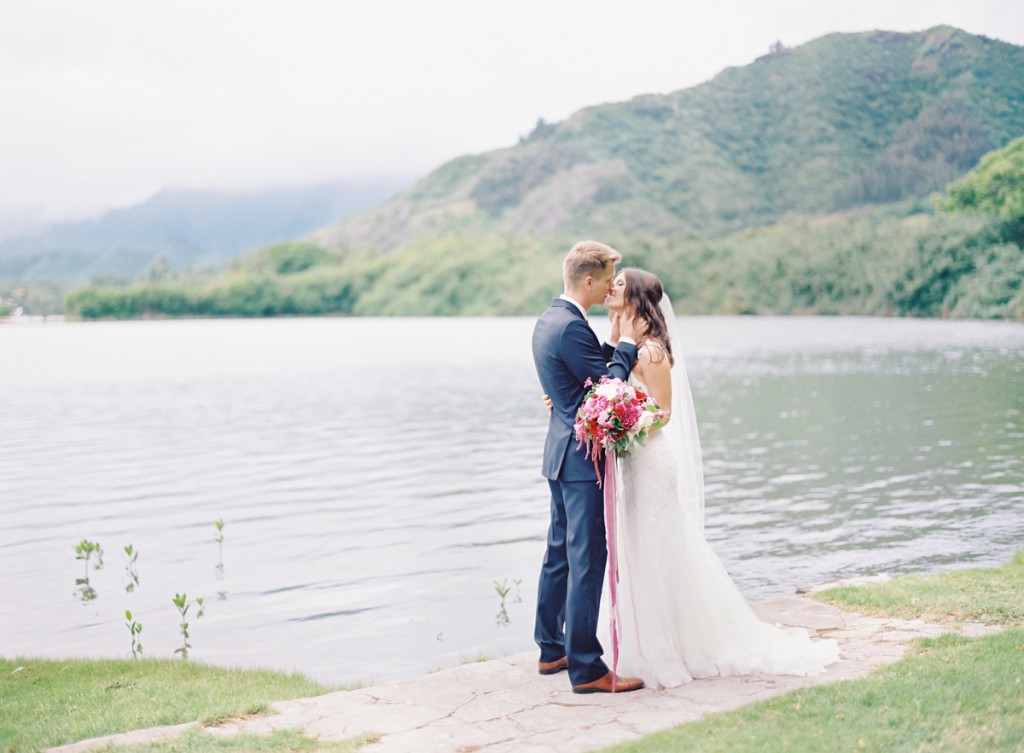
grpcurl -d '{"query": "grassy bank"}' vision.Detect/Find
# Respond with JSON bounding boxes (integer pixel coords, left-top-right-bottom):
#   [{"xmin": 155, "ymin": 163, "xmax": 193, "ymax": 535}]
[
  {"xmin": 0, "ymin": 659, "xmax": 339, "ymax": 753},
  {"xmin": 603, "ymin": 629, "xmax": 1023, "ymax": 753},
  {"xmin": 812, "ymin": 550, "xmax": 1024, "ymax": 625},
  {"xmin": 601, "ymin": 551, "xmax": 1024, "ymax": 753}
]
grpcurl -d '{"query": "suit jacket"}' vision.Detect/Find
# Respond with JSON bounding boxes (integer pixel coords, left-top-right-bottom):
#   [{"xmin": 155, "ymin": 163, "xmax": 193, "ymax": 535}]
[{"xmin": 532, "ymin": 298, "xmax": 638, "ymax": 482}]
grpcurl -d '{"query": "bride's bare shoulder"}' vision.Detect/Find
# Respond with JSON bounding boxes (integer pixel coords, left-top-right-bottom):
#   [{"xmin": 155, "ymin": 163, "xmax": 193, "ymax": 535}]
[{"xmin": 638, "ymin": 340, "xmax": 668, "ymax": 365}]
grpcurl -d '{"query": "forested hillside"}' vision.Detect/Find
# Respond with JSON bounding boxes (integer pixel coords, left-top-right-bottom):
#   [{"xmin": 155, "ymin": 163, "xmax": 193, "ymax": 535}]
[
  {"xmin": 60, "ymin": 28, "xmax": 1024, "ymax": 321},
  {"xmin": 314, "ymin": 26, "xmax": 1024, "ymax": 253}
]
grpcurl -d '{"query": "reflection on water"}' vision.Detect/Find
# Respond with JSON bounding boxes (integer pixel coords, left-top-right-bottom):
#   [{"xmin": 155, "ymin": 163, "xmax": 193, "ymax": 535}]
[{"xmin": 0, "ymin": 316, "xmax": 1021, "ymax": 684}]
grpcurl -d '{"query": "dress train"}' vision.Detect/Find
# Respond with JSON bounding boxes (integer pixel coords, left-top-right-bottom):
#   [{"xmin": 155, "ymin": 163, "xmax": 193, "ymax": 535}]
[{"xmin": 601, "ymin": 380, "xmax": 839, "ymax": 689}]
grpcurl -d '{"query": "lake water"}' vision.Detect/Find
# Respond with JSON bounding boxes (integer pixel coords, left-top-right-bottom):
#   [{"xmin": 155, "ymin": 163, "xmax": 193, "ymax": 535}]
[{"xmin": 1, "ymin": 316, "xmax": 1022, "ymax": 685}]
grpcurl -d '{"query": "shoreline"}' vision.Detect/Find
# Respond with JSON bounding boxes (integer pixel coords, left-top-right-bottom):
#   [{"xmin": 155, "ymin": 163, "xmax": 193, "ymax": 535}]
[{"xmin": 41, "ymin": 587, "xmax": 1008, "ymax": 753}]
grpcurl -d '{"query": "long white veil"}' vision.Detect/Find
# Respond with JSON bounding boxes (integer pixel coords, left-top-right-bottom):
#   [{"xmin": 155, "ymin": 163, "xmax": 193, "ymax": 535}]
[{"xmin": 658, "ymin": 295, "xmax": 705, "ymax": 531}]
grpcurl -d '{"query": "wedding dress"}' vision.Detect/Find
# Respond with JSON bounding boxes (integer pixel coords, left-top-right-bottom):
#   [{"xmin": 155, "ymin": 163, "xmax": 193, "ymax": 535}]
[{"xmin": 602, "ymin": 299, "xmax": 839, "ymax": 688}]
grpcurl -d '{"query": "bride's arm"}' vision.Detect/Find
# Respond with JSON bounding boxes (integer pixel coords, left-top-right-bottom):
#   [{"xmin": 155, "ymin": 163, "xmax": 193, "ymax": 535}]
[{"xmin": 636, "ymin": 345, "xmax": 672, "ymax": 428}]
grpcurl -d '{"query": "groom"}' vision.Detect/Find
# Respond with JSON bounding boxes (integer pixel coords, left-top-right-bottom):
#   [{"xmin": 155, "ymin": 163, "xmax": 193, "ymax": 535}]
[{"xmin": 531, "ymin": 240, "xmax": 644, "ymax": 694}]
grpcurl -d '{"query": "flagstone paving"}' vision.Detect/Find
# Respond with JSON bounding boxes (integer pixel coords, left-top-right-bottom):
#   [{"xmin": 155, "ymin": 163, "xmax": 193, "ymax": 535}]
[{"xmin": 47, "ymin": 593, "xmax": 1003, "ymax": 753}]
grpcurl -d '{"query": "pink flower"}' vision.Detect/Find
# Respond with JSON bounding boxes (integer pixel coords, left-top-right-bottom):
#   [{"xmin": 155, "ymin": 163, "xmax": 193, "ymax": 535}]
[{"xmin": 574, "ymin": 376, "xmax": 669, "ymax": 474}]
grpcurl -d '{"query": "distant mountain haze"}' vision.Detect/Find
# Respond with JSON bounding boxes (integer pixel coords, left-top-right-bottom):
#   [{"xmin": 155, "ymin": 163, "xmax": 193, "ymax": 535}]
[
  {"xmin": 312, "ymin": 26, "xmax": 1024, "ymax": 254},
  {"xmin": 0, "ymin": 179, "xmax": 407, "ymax": 284}
]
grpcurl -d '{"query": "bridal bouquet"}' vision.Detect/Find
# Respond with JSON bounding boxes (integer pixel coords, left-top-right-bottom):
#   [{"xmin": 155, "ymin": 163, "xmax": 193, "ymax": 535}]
[{"xmin": 574, "ymin": 376, "xmax": 668, "ymax": 469}]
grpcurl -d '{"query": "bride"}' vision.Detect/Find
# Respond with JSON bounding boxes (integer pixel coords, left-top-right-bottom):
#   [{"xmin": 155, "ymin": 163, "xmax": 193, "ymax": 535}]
[{"xmin": 599, "ymin": 267, "xmax": 839, "ymax": 688}]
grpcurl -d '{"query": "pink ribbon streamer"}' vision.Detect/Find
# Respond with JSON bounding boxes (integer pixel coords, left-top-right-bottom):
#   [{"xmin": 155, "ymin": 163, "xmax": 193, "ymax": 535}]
[{"xmin": 603, "ymin": 452, "xmax": 620, "ymax": 692}]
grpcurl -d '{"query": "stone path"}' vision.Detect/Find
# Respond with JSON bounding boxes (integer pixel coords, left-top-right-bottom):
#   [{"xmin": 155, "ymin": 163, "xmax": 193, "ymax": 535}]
[{"xmin": 47, "ymin": 593, "xmax": 1002, "ymax": 753}]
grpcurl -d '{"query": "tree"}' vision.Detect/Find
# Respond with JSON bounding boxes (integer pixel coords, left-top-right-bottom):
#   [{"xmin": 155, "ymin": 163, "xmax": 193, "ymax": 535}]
[{"xmin": 937, "ymin": 136, "xmax": 1024, "ymax": 245}]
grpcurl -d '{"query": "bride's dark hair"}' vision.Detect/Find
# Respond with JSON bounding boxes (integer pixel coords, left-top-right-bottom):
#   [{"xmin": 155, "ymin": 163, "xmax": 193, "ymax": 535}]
[{"xmin": 622, "ymin": 268, "xmax": 674, "ymax": 367}]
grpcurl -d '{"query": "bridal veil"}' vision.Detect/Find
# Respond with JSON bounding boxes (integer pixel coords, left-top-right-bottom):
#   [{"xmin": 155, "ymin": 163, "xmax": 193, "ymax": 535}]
[{"xmin": 658, "ymin": 294, "xmax": 705, "ymax": 531}]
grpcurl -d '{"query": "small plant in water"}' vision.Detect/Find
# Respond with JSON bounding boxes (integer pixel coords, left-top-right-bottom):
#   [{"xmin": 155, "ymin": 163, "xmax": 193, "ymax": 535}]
[
  {"xmin": 494, "ymin": 578, "xmax": 512, "ymax": 626},
  {"xmin": 123, "ymin": 544, "xmax": 140, "ymax": 592},
  {"xmin": 125, "ymin": 610, "xmax": 143, "ymax": 658},
  {"xmin": 74, "ymin": 540, "xmax": 103, "ymax": 577},
  {"xmin": 73, "ymin": 540, "xmax": 102, "ymax": 602},
  {"xmin": 214, "ymin": 518, "xmax": 225, "ymax": 579},
  {"xmin": 172, "ymin": 592, "xmax": 205, "ymax": 659}
]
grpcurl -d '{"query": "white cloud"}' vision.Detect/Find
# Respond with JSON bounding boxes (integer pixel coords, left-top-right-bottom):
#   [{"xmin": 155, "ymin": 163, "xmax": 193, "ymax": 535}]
[{"xmin": 1, "ymin": 0, "xmax": 1021, "ymax": 232}]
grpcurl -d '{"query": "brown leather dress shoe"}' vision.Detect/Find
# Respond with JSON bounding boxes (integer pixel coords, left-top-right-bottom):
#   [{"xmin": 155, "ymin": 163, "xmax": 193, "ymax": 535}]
[
  {"xmin": 538, "ymin": 656, "xmax": 569, "ymax": 675},
  {"xmin": 572, "ymin": 672, "xmax": 644, "ymax": 694}
]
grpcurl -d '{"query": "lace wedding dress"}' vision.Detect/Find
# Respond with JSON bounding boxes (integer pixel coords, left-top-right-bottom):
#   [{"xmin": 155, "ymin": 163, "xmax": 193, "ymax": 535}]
[{"xmin": 601, "ymin": 302, "xmax": 839, "ymax": 688}]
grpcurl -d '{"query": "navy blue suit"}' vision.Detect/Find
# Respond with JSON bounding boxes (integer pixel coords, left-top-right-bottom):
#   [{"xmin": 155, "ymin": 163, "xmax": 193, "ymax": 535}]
[{"xmin": 531, "ymin": 297, "xmax": 637, "ymax": 684}]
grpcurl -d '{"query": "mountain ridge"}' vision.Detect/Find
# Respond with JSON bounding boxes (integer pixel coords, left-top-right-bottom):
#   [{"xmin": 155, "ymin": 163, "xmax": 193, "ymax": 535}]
[{"xmin": 312, "ymin": 26, "xmax": 1024, "ymax": 255}]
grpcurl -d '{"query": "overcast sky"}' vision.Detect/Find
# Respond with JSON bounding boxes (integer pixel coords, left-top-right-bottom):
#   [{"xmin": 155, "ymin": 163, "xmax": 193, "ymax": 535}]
[{"xmin": 1, "ymin": 0, "xmax": 1022, "ymax": 236}]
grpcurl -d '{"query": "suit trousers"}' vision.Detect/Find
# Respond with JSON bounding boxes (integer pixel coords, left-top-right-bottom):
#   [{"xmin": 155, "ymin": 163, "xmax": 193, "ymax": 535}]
[{"xmin": 535, "ymin": 477, "xmax": 609, "ymax": 685}]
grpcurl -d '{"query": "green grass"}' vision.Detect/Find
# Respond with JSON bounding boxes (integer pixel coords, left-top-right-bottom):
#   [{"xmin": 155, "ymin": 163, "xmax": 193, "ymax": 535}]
[
  {"xmin": 812, "ymin": 550, "xmax": 1024, "ymax": 626},
  {"xmin": 0, "ymin": 658, "xmax": 339, "ymax": 753},
  {"xmin": 92, "ymin": 728, "xmax": 377, "ymax": 753},
  {"xmin": 601, "ymin": 629, "xmax": 1024, "ymax": 753}
]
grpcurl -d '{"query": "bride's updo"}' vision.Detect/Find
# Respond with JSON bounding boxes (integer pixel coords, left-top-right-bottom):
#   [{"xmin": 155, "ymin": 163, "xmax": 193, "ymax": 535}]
[{"xmin": 622, "ymin": 268, "xmax": 675, "ymax": 367}]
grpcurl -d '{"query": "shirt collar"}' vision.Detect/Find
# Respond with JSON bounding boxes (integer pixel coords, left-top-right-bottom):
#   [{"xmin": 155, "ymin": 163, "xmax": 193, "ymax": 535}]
[{"xmin": 558, "ymin": 294, "xmax": 588, "ymax": 318}]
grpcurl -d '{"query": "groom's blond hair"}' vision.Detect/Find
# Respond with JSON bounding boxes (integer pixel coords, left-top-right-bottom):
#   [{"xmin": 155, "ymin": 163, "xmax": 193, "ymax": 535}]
[{"xmin": 563, "ymin": 241, "xmax": 621, "ymax": 288}]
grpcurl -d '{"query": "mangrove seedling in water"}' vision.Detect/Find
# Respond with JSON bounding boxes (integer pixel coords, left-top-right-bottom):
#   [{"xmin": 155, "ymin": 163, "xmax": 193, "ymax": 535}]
[
  {"xmin": 123, "ymin": 544, "xmax": 140, "ymax": 592},
  {"xmin": 125, "ymin": 610, "xmax": 143, "ymax": 658},
  {"xmin": 172, "ymin": 593, "xmax": 205, "ymax": 659},
  {"xmin": 214, "ymin": 518, "xmax": 225, "ymax": 579},
  {"xmin": 494, "ymin": 578, "xmax": 512, "ymax": 626},
  {"xmin": 73, "ymin": 540, "xmax": 102, "ymax": 602},
  {"xmin": 74, "ymin": 540, "xmax": 103, "ymax": 578}
]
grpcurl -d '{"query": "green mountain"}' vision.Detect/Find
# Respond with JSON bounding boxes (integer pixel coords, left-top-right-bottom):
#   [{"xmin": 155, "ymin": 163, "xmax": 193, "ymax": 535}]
[
  {"xmin": 312, "ymin": 26, "xmax": 1024, "ymax": 255},
  {"xmin": 58, "ymin": 27, "xmax": 1024, "ymax": 321}
]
